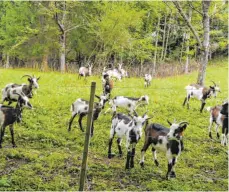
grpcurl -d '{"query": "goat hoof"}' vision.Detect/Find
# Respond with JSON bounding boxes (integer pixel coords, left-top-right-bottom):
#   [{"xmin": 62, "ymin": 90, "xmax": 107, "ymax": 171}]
[
  {"xmin": 140, "ymin": 162, "xmax": 144, "ymax": 168},
  {"xmin": 217, "ymin": 133, "xmax": 220, "ymax": 139},
  {"xmin": 108, "ymin": 153, "xmax": 115, "ymax": 159},
  {"xmin": 209, "ymin": 132, "xmax": 212, "ymax": 139},
  {"xmin": 170, "ymin": 171, "xmax": 176, "ymax": 178},
  {"xmin": 154, "ymin": 160, "xmax": 159, "ymax": 166}
]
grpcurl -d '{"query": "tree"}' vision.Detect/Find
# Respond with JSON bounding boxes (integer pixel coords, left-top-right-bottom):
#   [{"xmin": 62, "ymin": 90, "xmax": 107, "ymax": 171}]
[{"xmin": 173, "ymin": 0, "xmax": 211, "ymax": 85}]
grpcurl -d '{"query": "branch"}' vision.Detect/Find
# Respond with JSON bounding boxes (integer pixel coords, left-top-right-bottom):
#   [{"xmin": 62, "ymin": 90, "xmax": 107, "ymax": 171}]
[
  {"xmin": 173, "ymin": 1, "xmax": 202, "ymax": 47},
  {"xmin": 55, "ymin": 13, "xmax": 65, "ymax": 34},
  {"xmin": 65, "ymin": 25, "xmax": 81, "ymax": 33},
  {"xmin": 187, "ymin": 1, "xmax": 203, "ymax": 16}
]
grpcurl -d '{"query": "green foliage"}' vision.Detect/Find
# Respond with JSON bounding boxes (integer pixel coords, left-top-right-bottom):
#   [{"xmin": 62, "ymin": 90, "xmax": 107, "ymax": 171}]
[{"xmin": 0, "ymin": 58, "xmax": 227, "ymax": 190}]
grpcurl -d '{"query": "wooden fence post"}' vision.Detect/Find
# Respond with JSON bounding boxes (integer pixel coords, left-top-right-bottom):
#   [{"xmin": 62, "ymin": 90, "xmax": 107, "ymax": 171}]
[{"xmin": 79, "ymin": 82, "xmax": 96, "ymax": 191}]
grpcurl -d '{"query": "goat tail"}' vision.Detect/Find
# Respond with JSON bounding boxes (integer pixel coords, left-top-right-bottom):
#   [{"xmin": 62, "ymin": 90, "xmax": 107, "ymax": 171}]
[
  {"xmin": 68, "ymin": 113, "xmax": 77, "ymax": 132},
  {"xmin": 70, "ymin": 104, "xmax": 74, "ymax": 112}
]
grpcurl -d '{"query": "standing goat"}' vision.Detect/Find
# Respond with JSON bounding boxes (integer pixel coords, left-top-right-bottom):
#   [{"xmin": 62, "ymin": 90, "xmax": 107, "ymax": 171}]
[
  {"xmin": 1, "ymin": 74, "xmax": 40, "ymax": 105},
  {"xmin": 0, "ymin": 93, "xmax": 33, "ymax": 148},
  {"xmin": 68, "ymin": 94, "xmax": 109, "ymax": 136},
  {"xmin": 78, "ymin": 63, "xmax": 93, "ymax": 79},
  {"xmin": 144, "ymin": 74, "xmax": 152, "ymax": 87},
  {"xmin": 183, "ymin": 81, "xmax": 220, "ymax": 112},
  {"xmin": 108, "ymin": 111, "xmax": 152, "ymax": 169},
  {"xmin": 106, "ymin": 95, "xmax": 149, "ymax": 114},
  {"xmin": 140, "ymin": 120, "xmax": 188, "ymax": 179},
  {"xmin": 221, "ymin": 100, "xmax": 228, "ymax": 146}
]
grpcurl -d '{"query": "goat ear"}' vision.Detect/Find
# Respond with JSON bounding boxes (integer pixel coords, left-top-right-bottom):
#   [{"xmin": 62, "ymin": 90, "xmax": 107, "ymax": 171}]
[
  {"xmin": 167, "ymin": 120, "xmax": 172, "ymax": 126},
  {"xmin": 28, "ymin": 78, "xmax": 32, "ymax": 82},
  {"xmin": 180, "ymin": 124, "xmax": 188, "ymax": 131},
  {"xmin": 95, "ymin": 95, "xmax": 100, "ymax": 99},
  {"xmin": 37, "ymin": 77, "xmax": 40, "ymax": 81},
  {"xmin": 209, "ymin": 86, "xmax": 214, "ymax": 89}
]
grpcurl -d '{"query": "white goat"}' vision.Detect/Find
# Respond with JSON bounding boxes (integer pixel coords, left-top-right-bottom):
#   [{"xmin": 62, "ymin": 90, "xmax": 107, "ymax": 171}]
[
  {"xmin": 106, "ymin": 95, "xmax": 149, "ymax": 114},
  {"xmin": 103, "ymin": 67, "xmax": 122, "ymax": 81},
  {"xmin": 78, "ymin": 63, "xmax": 93, "ymax": 79},
  {"xmin": 144, "ymin": 74, "xmax": 152, "ymax": 87},
  {"xmin": 108, "ymin": 111, "xmax": 152, "ymax": 169}
]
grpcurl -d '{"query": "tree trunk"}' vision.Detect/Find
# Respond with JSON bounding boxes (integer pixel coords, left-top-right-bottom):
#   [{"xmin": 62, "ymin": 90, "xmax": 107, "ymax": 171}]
[
  {"xmin": 197, "ymin": 0, "xmax": 211, "ymax": 85},
  {"xmin": 185, "ymin": 8, "xmax": 192, "ymax": 74},
  {"xmin": 60, "ymin": 32, "xmax": 66, "ymax": 73},
  {"xmin": 163, "ymin": 18, "xmax": 171, "ymax": 61},
  {"xmin": 180, "ymin": 33, "xmax": 185, "ymax": 64},
  {"xmin": 153, "ymin": 16, "xmax": 161, "ymax": 75},
  {"xmin": 5, "ymin": 54, "xmax": 10, "ymax": 68},
  {"xmin": 160, "ymin": 15, "xmax": 167, "ymax": 61},
  {"xmin": 42, "ymin": 54, "xmax": 49, "ymax": 71}
]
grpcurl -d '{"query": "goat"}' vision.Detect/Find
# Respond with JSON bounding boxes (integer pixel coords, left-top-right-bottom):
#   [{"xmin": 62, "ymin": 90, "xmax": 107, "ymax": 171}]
[
  {"xmin": 1, "ymin": 74, "xmax": 40, "ymax": 105},
  {"xmin": 118, "ymin": 63, "xmax": 129, "ymax": 78},
  {"xmin": 68, "ymin": 94, "xmax": 109, "ymax": 136},
  {"xmin": 108, "ymin": 110, "xmax": 152, "ymax": 169},
  {"xmin": 183, "ymin": 81, "xmax": 221, "ymax": 112},
  {"xmin": 0, "ymin": 93, "xmax": 33, "ymax": 148},
  {"xmin": 106, "ymin": 95, "xmax": 149, "ymax": 114},
  {"xmin": 103, "ymin": 67, "xmax": 122, "ymax": 81},
  {"xmin": 144, "ymin": 74, "xmax": 152, "ymax": 87},
  {"xmin": 102, "ymin": 73, "xmax": 113, "ymax": 97},
  {"xmin": 140, "ymin": 120, "xmax": 188, "ymax": 179},
  {"xmin": 220, "ymin": 100, "xmax": 228, "ymax": 145},
  {"xmin": 78, "ymin": 63, "xmax": 93, "ymax": 79}
]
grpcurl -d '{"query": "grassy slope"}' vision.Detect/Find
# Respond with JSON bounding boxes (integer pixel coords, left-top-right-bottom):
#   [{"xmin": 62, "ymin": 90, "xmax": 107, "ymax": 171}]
[{"xmin": 0, "ymin": 60, "xmax": 228, "ymax": 191}]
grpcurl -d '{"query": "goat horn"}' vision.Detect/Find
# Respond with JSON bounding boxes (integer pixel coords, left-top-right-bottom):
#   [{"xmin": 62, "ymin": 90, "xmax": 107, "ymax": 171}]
[
  {"xmin": 167, "ymin": 120, "xmax": 172, "ymax": 126},
  {"xmin": 142, "ymin": 110, "xmax": 148, "ymax": 117},
  {"xmin": 21, "ymin": 74, "xmax": 32, "ymax": 79},
  {"xmin": 179, "ymin": 121, "xmax": 189, "ymax": 126},
  {"xmin": 133, "ymin": 110, "xmax": 138, "ymax": 117},
  {"xmin": 211, "ymin": 80, "xmax": 216, "ymax": 86}
]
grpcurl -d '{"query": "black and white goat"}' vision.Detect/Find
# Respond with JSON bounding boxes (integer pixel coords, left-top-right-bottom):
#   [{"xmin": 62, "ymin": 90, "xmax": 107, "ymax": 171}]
[
  {"xmin": 144, "ymin": 74, "xmax": 152, "ymax": 87},
  {"xmin": 0, "ymin": 93, "xmax": 33, "ymax": 148},
  {"xmin": 78, "ymin": 63, "xmax": 93, "ymax": 79},
  {"xmin": 102, "ymin": 73, "xmax": 113, "ymax": 97},
  {"xmin": 108, "ymin": 111, "xmax": 152, "ymax": 169},
  {"xmin": 106, "ymin": 95, "xmax": 149, "ymax": 114},
  {"xmin": 183, "ymin": 81, "xmax": 221, "ymax": 112},
  {"xmin": 140, "ymin": 120, "xmax": 188, "ymax": 179},
  {"xmin": 68, "ymin": 94, "xmax": 109, "ymax": 136},
  {"xmin": 1, "ymin": 74, "xmax": 40, "ymax": 105}
]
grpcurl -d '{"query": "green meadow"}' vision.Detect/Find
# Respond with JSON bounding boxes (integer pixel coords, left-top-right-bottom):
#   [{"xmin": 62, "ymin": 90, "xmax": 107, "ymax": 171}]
[{"xmin": 0, "ymin": 59, "xmax": 228, "ymax": 191}]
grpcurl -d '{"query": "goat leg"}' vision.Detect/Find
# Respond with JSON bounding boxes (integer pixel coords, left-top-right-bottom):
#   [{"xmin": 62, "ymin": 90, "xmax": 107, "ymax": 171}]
[
  {"xmin": 108, "ymin": 138, "xmax": 115, "ymax": 159},
  {"xmin": 200, "ymin": 100, "xmax": 206, "ymax": 113},
  {"xmin": 117, "ymin": 138, "xmax": 123, "ymax": 157},
  {"xmin": 152, "ymin": 148, "xmax": 159, "ymax": 166},
  {"xmin": 9, "ymin": 125, "xmax": 17, "ymax": 148},
  {"xmin": 130, "ymin": 147, "xmax": 135, "ymax": 168},
  {"xmin": 78, "ymin": 113, "xmax": 87, "ymax": 132},
  {"xmin": 68, "ymin": 113, "xmax": 77, "ymax": 132},
  {"xmin": 125, "ymin": 150, "xmax": 131, "ymax": 169},
  {"xmin": 183, "ymin": 97, "xmax": 187, "ymax": 106}
]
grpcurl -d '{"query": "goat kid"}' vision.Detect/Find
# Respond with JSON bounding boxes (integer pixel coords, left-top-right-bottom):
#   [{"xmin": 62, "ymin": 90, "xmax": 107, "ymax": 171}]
[
  {"xmin": 106, "ymin": 95, "xmax": 149, "ymax": 114},
  {"xmin": 68, "ymin": 94, "xmax": 109, "ymax": 136},
  {"xmin": 108, "ymin": 111, "xmax": 152, "ymax": 169},
  {"xmin": 0, "ymin": 93, "xmax": 33, "ymax": 148},
  {"xmin": 1, "ymin": 74, "xmax": 40, "ymax": 105},
  {"xmin": 144, "ymin": 74, "xmax": 152, "ymax": 87},
  {"xmin": 140, "ymin": 120, "xmax": 188, "ymax": 179},
  {"xmin": 183, "ymin": 81, "xmax": 220, "ymax": 112}
]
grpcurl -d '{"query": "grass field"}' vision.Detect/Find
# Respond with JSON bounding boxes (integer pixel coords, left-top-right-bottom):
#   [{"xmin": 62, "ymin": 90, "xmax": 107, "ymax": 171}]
[{"xmin": 0, "ymin": 60, "xmax": 228, "ymax": 191}]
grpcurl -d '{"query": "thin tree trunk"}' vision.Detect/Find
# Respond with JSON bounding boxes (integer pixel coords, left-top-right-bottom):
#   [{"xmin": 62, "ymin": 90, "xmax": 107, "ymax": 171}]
[
  {"xmin": 5, "ymin": 54, "xmax": 9, "ymax": 68},
  {"xmin": 160, "ymin": 15, "xmax": 167, "ymax": 61},
  {"xmin": 185, "ymin": 8, "xmax": 192, "ymax": 74},
  {"xmin": 153, "ymin": 16, "xmax": 161, "ymax": 75},
  {"xmin": 180, "ymin": 33, "xmax": 185, "ymax": 64},
  {"xmin": 42, "ymin": 54, "xmax": 49, "ymax": 71},
  {"xmin": 197, "ymin": 0, "xmax": 211, "ymax": 85},
  {"xmin": 163, "ymin": 19, "xmax": 171, "ymax": 61},
  {"xmin": 60, "ymin": 32, "xmax": 66, "ymax": 73}
]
